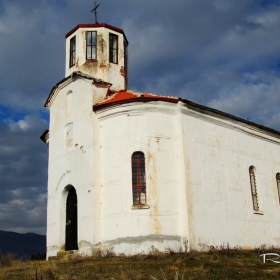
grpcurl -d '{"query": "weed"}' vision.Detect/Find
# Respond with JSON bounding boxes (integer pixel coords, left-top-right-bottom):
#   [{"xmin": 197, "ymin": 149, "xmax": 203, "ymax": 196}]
[
  {"xmin": 46, "ymin": 268, "xmax": 59, "ymax": 280},
  {"xmin": 0, "ymin": 253, "xmax": 16, "ymax": 266},
  {"xmin": 31, "ymin": 252, "xmax": 46, "ymax": 260},
  {"xmin": 0, "ymin": 249, "xmax": 279, "ymax": 279}
]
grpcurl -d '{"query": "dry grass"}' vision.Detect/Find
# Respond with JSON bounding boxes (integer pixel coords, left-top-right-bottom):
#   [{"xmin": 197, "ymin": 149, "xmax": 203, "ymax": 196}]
[{"xmin": 1, "ymin": 247, "xmax": 280, "ymax": 279}]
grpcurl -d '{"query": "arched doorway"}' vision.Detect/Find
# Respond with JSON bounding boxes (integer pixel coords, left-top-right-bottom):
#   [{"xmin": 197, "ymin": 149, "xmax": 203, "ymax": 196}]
[{"xmin": 65, "ymin": 186, "xmax": 78, "ymax": 250}]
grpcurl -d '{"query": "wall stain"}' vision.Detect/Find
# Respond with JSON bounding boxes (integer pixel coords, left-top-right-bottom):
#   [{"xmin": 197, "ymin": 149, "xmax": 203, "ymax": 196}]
[
  {"xmin": 147, "ymin": 144, "xmax": 162, "ymax": 235},
  {"xmin": 184, "ymin": 142, "xmax": 193, "ymax": 246},
  {"xmin": 98, "ymin": 35, "xmax": 107, "ymax": 66},
  {"xmin": 80, "ymin": 60, "xmax": 98, "ymax": 75},
  {"xmin": 79, "ymin": 34, "xmax": 108, "ymax": 76}
]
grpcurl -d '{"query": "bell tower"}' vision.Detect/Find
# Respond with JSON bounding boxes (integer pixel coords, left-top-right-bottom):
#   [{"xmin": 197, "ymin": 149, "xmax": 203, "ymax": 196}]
[
  {"xmin": 65, "ymin": 23, "xmax": 128, "ymax": 91},
  {"xmin": 43, "ymin": 13, "xmax": 130, "ymax": 258}
]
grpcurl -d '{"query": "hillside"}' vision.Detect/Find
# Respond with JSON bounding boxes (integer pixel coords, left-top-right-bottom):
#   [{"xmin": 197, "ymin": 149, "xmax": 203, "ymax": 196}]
[
  {"xmin": 0, "ymin": 230, "xmax": 46, "ymax": 259},
  {"xmin": 0, "ymin": 249, "xmax": 279, "ymax": 279}
]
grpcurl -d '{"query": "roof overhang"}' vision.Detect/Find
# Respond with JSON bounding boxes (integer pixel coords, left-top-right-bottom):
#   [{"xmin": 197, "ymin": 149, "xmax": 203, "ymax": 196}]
[
  {"xmin": 180, "ymin": 98, "xmax": 280, "ymax": 139},
  {"xmin": 93, "ymin": 90, "xmax": 280, "ymax": 139},
  {"xmin": 40, "ymin": 129, "xmax": 49, "ymax": 146},
  {"xmin": 65, "ymin": 23, "xmax": 129, "ymax": 46},
  {"xmin": 93, "ymin": 91, "xmax": 178, "ymax": 111}
]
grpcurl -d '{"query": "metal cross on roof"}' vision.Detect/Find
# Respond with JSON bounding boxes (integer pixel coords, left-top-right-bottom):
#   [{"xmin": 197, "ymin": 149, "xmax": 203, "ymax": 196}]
[{"xmin": 91, "ymin": 1, "xmax": 100, "ymax": 24}]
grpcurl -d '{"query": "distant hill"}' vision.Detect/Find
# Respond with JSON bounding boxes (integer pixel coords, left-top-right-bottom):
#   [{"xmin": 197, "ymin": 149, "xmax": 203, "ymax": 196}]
[{"xmin": 0, "ymin": 230, "xmax": 46, "ymax": 259}]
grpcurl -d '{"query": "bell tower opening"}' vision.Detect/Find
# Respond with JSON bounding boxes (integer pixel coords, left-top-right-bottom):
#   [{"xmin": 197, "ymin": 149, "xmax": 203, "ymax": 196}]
[{"xmin": 65, "ymin": 186, "xmax": 78, "ymax": 251}]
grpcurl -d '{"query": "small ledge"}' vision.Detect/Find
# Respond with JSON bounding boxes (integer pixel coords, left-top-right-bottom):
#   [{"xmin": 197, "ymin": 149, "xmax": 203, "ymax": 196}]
[
  {"xmin": 85, "ymin": 59, "xmax": 98, "ymax": 63},
  {"xmin": 131, "ymin": 205, "xmax": 150, "ymax": 210},
  {"xmin": 254, "ymin": 211, "xmax": 264, "ymax": 215}
]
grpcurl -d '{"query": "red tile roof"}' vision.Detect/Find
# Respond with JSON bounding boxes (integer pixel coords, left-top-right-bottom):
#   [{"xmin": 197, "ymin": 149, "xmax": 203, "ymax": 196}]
[
  {"xmin": 93, "ymin": 90, "xmax": 179, "ymax": 110},
  {"xmin": 93, "ymin": 90, "xmax": 280, "ymax": 139}
]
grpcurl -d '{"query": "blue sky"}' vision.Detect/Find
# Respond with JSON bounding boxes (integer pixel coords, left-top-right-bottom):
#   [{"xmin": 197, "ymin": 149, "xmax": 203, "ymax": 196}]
[{"xmin": 0, "ymin": 0, "xmax": 280, "ymax": 234}]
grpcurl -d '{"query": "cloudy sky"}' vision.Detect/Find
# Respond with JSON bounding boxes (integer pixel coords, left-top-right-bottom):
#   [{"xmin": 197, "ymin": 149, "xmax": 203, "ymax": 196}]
[{"xmin": 0, "ymin": 0, "xmax": 280, "ymax": 235}]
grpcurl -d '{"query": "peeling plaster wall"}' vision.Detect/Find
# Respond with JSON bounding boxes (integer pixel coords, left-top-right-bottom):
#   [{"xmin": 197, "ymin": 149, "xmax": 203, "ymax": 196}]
[
  {"xmin": 180, "ymin": 101, "xmax": 280, "ymax": 251},
  {"xmin": 95, "ymin": 102, "xmax": 183, "ymax": 254},
  {"xmin": 47, "ymin": 92, "xmax": 280, "ymax": 258},
  {"xmin": 65, "ymin": 27, "xmax": 126, "ymax": 91},
  {"xmin": 46, "ymin": 78, "xmax": 108, "ymax": 258}
]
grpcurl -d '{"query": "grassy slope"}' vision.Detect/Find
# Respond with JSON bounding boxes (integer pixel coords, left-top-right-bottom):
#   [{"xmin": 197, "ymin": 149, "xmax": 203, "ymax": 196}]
[{"xmin": 1, "ymin": 249, "xmax": 280, "ymax": 279}]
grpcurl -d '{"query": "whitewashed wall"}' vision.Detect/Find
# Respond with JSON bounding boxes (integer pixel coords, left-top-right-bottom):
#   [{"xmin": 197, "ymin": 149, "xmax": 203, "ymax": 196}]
[
  {"xmin": 95, "ymin": 102, "xmax": 184, "ymax": 255},
  {"xmin": 46, "ymin": 92, "xmax": 280, "ymax": 258},
  {"xmin": 65, "ymin": 26, "xmax": 127, "ymax": 91},
  {"xmin": 46, "ymin": 78, "xmax": 108, "ymax": 258},
  {"xmin": 180, "ymin": 101, "xmax": 280, "ymax": 250}
]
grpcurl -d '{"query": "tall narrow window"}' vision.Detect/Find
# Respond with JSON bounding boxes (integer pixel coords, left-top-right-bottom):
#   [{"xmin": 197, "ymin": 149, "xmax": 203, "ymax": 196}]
[
  {"xmin": 86, "ymin": 31, "xmax": 97, "ymax": 60},
  {"xmin": 69, "ymin": 36, "xmax": 76, "ymax": 68},
  {"xmin": 124, "ymin": 39, "xmax": 128, "ymax": 88},
  {"xmin": 109, "ymin": 33, "xmax": 118, "ymax": 64},
  {"xmin": 276, "ymin": 173, "xmax": 280, "ymax": 204},
  {"xmin": 249, "ymin": 166, "xmax": 259, "ymax": 211},
  {"xmin": 132, "ymin": 152, "xmax": 146, "ymax": 205}
]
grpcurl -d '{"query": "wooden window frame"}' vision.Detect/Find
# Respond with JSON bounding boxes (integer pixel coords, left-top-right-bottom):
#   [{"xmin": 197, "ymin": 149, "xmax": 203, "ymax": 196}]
[
  {"xmin": 276, "ymin": 173, "xmax": 280, "ymax": 205},
  {"xmin": 86, "ymin": 31, "xmax": 97, "ymax": 60},
  {"xmin": 69, "ymin": 36, "xmax": 76, "ymax": 68},
  {"xmin": 132, "ymin": 152, "xmax": 146, "ymax": 205},
  {"xmin": 123, "ymin": 39, "xmax": 128, "ymax": 88},
  {"xmin": 109, "ymin": 33, "xmax": 118, "ymax": 64},
  {"xmin": 249, "ymin": 166, "xmax": 259, "ymax": 211}
]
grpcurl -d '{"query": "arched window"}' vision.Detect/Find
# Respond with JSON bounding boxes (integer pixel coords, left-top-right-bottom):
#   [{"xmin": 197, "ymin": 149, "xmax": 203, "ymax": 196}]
[
  {"xmin": 132, "ymin": 152, "xmax": 146, "ymax": 205},
  {"xmin": 276, "ymin": 173, "xmax": 280, "ymax": 204},
  {"xmin": 249, "ymin": 166, "xmax": 259, "ymax": 211}
]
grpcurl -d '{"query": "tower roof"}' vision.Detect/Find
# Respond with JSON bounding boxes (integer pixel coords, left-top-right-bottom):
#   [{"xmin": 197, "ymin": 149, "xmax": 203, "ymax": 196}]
[{"xmin": 65, "ymin": 23, "xmax": 129, "ymax": 45}]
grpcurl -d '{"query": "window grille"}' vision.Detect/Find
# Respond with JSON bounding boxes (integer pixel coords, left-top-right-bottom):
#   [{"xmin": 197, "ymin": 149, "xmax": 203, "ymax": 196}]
[
  {"xmin": 86, "ymin": 31, "xmax": 97, "ymax": 60},
  {"xmin": 109, "ymin": 33, "xmax": 118, "ymax": 64},
  {"xmin": 132, "ymin": 152, "xmax": 146, "ymax": 205},
  {"xmin": 69, "ymin": 36, "xmax": 76, "ymax": 68},
  {"xmin": 276, "ymin": 173, "xmax": 280, "ymax": 204},
  {"xmin": 249, "ymin": 166, "xmax": 259, "ymax": 211}
]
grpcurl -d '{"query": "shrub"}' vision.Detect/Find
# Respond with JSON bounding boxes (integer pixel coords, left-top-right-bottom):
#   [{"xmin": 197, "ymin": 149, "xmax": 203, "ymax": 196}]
[{"xmin": 0, "ymin": 253, "xmax": 15, "ymax": 266}]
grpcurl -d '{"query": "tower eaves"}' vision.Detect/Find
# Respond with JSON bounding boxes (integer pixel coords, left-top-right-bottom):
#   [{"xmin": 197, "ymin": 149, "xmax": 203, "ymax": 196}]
[{"xmin": 65, "ymin": 23, "xmax": 128, "ymax": 45}]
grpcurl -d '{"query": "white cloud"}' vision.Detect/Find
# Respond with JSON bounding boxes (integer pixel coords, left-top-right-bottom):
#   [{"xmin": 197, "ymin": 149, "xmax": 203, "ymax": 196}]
[
  {"xmin": 208, "ymin": 71, "xmax": 280, "ymax": 128},
  {"xmin": 0, "ymin": 113, "xmax": 48, "ymax": 234},
  {"xmin": 9, "ymin": 115, "xmax": 47, "ymax": 132},
  {"xmin": 247, "ymin": 9, "xmax": 280, "ymax": 26}
]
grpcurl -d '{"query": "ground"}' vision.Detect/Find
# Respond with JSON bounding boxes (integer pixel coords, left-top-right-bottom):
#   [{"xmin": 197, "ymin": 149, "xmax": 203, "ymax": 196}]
[{"xmin": 1, "ymin": 248, "xmax": 280, "ymax": 279}]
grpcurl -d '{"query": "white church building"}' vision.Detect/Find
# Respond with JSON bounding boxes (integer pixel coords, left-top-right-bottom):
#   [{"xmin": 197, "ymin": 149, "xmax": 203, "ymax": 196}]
[{"xmin": 41, "ymin": 21, "xmax": 280, "ymax": 259}]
